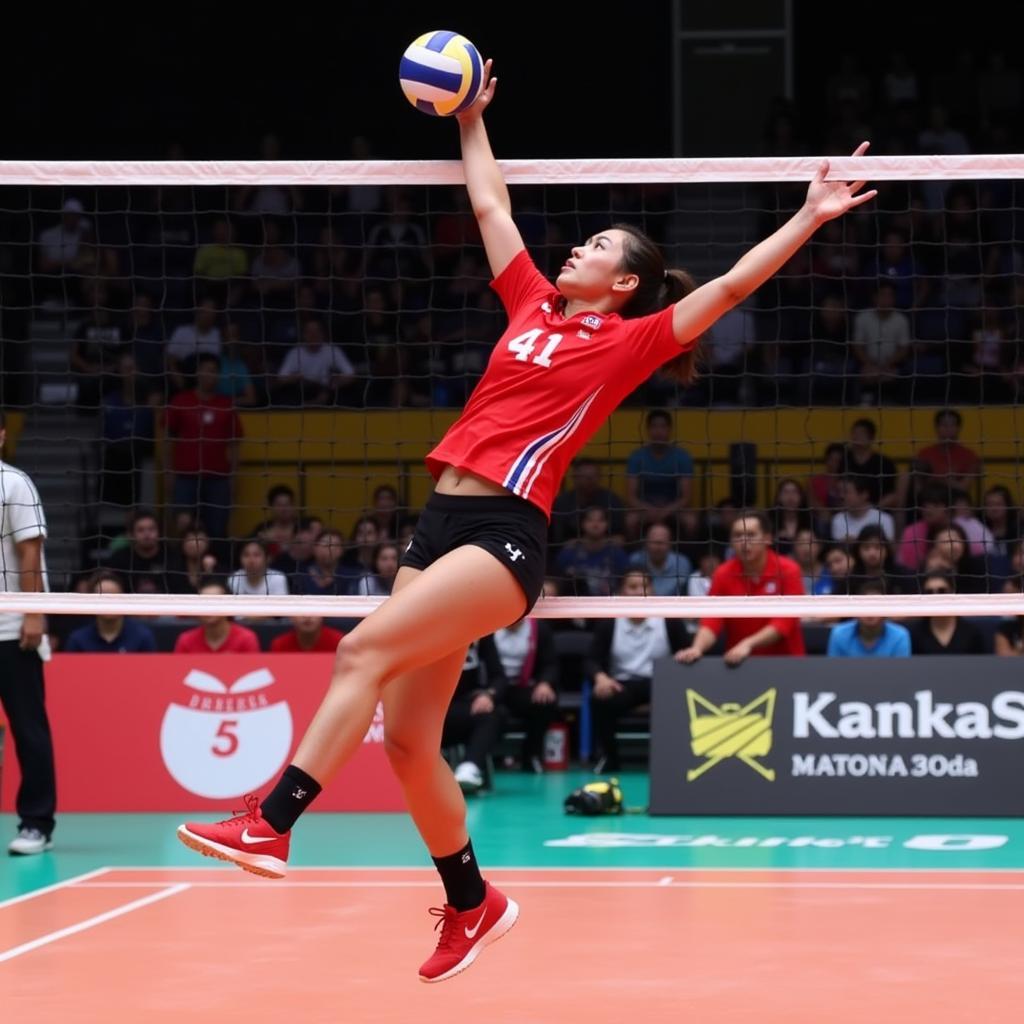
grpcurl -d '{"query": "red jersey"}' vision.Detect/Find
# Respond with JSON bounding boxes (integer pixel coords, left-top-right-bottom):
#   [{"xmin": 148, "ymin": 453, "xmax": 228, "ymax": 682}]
[
  {"xmin": 426, "ymin": 250, "xmax": 688, "ymax": 518},
  {"xmin": 915, "ymin": 442, "xmax": 980, "ymax": 480},
  {"xmin": 270, "ymin": 626, "xmax": 344, "ymax": 652},
  {"xmin": 165, "ymin": 391, "xmax": 242, "ymax": 475},
  {"xmin": 174, "ymin": 623, "xmax": 260, "ymax": 654},
  {"xmin": 699, "ymin": 551, "xmax": 806, "ymax": 656}
]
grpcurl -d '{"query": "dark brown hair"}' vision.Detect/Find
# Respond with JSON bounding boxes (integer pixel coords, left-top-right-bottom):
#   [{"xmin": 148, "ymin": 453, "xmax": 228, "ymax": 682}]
[{"xmin": 612, "ymin": 222, "xmax": 702, "ymax": 385}]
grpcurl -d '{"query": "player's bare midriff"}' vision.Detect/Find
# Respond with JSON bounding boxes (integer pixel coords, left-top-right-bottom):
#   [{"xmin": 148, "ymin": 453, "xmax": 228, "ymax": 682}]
[{"xmin": 435, "ymin": 464, "xmax": 510, "ymax": 498}]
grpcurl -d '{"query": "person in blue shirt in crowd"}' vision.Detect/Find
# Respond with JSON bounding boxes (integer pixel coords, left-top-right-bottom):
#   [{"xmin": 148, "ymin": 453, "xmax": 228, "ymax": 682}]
[
  {"xmin": 625, "ymin": 408, "xmax": 694, "ymax": 541},
  {"xmin": 64, "ymin": 571, "xmax": 157, "ymax": 653},
  {"xmin": 826, "ymin": 578, "xmax": 910, "ymax": 657}
]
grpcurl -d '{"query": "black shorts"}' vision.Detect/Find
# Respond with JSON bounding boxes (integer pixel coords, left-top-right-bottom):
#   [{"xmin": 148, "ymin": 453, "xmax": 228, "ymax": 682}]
[{"xmin": 400, "ymin": 492, "xmax": 548, "ymax": 614}]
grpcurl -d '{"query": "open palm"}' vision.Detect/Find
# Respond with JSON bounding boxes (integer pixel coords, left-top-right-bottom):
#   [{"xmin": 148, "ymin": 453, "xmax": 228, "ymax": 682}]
[{"xmin": 805, "ymin": 141, "xmax": 877, "ymax": 223}]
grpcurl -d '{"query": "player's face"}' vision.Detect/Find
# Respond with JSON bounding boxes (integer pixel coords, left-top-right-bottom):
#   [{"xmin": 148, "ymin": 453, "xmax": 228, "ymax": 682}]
[{"xmin": 556, "ymin": 229, "xmax": 638, "ymax": 304}]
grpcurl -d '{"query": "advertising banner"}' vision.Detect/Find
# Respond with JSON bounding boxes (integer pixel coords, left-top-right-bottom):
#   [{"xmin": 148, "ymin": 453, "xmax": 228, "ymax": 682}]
[
  {"xmin": 1, "ymin": 654, "xmax": 405, "ymax": 812},
  {"xmin": 650, "ymin": 657, "xmax": 1024, "ymax": 816}
]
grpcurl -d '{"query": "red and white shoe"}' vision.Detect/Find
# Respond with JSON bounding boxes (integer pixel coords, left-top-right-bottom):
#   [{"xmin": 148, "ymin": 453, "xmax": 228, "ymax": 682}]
[
  {"xmin": 176, "ymin": 794, "xmax": 289, "ymax": 879},
  {"xmin": 418, "ymin": 882, "xmax": 519, "ymax": 983}
]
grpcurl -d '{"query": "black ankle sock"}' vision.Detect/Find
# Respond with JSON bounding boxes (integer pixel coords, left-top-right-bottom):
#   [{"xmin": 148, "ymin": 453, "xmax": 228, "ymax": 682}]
[
  {"xmin": 260, "ymin": 765, "xmax": 322, "ymax": 833},
  {"xmin": 432, "ymin": 839, "xmax": 486, "ymax": 911}
]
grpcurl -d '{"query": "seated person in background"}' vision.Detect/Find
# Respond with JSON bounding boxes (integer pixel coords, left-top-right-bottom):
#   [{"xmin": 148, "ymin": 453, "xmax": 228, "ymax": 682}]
[
  {"xmin": 173, "ymin": 578, "xmax": 260, "ymax": 653},
  {"xmin": 831, "ymin": 475, "xmax": 895, "ymax": 543},
  {"xmin": 442, "ymin": 636, "xmax": 507, "ymax": 795},
  {"xmin": 273, "ymin": 318, "xmax": 355, "ymax": 407},
  {"xmin": 909, "ymin": 571, "xmax": 985, "ymax": 655},
  {"xmin": 587, "ymin": 570, "xmax": 688, "ymax": 773},
  {"xmin": 550, "ymin": 458, "xmax": 628, "ymax": 548},
  {"xmin": 270, "ymin": 616, "xmax": 345, "ymax": 653},
  {"xmin": 679, "ymin": 510, "xmax": 806, "ymax": 667},
  {"xmin": 291, "ymin": 530, "xmax": 360, "ymax": 596},
  {"xmin": 791, "ymin": 527, "xmax": 823, "ymax": 594},
  {"xmin": 628, "ymin": 522, "xmax": 692, "ymax": 596},
  {"xmin": 271, "ymin": 519, "xmax": 319, "ymax": 586},
  {"xmin": 554, "ymin": 506, "xmax": 628, "ymax": 596},
  {"xmin": 826, "ymin": 579, "xmax": 911, "ymax": 657},
  {"xmin": 624, "ymin": 408, "xmax": 694, "ymax": 541},
  {"xmin": 814, "ymin": 544, "xmax": 856, "ymax": 596},
  {"xmin": 914, "ymin": 408, "xmax": 982, "ymax": 498},
  {"xmin": 355, "ymin": 541, "xmax": 400, "ymax": 596},
  {"xmin": 252, "ymin": 484, "xmax": 300, "ymax": 560},
  {"xmin": 491, "ymin": 616, "xmax": 559, "ymax": 773},
  {"xmin": 227, "ymin": 539, "xmax": 289, "ymax": 596},
  {"xmin": 950, "ymin": 489, "xmax": 997, "ymax": 563},
  {"xmin": 928, "ymin": 522, "xmax": 988, "ymax": 593},
  {"xmin": 850, "ymin": 525, "xmax": 915, "ymax": 595},
  {"xmin": 843, "ymin": 417, "xmax": 899, "ymax": 513},
  {"xmin": 809, "ymin": 442, "xmax": 847, "ymax": 534},
  {"xmin": 167, "ymin": 525, "xmax": 218, "ymax": 594},
  {"xmin": 104, "ymin": 509, "xmax": 176, "ymax": 594},
  {"xmin": 64, "ymin": 572, "xmax": 156, "ymax": 653},
  {"xmin": 896, "ymin": 485, "xmax": 951, "ymax": 573}
]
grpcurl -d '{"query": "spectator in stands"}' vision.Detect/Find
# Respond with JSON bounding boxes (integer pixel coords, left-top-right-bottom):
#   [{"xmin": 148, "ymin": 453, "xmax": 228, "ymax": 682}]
[
  {"xmin": 194, "ymin": 219, "xmax": 248, "ymax": 307},
  {"xmin": 99, "ymin": 351, "xmax": 155, "ymax": 512},
  {"xmin": 914, "ymin": 409, "xmax": 982, "ymax": 498},
  {"xmin": 228, "ymin": 539, "xmax": 289, "ymax": 597},
  {"xmin": 164, "ymin": 353, "xmax": 242, "ymax": 551},
  {"xmin": 292, "ymin": 529, "xmax": 359, "ymax": 596},
  {"xmin": 928, "ymin": 522, "xmax": 988, "ymax": 593},
  {"xmin": 555, "ymin": 506, "xmax": 628, "ymax": 596},
  {"xmin": 168, "ymin": 525, "xmax": 218, "ymax": 593},
  {"xmin": 807, "ymin": 295, "xmax": 852, "ymax": 405},
  {"xmin": 916, "ymin": 104, "xmax": 970, "ymax": 210},
  {"xmin": 814, "ymin": 544, "xmax": 855, "ymax": 596},
  {"xmin": 588, "ymin": 570, "xmax": 688, "ymax": 773},
  {"xmin": 252, "ymin": 485, "xmax": 300, "ymax": 560},
  {"xmin": 550, "ymin": 458, "xmax": 628, "ymax": 548},
  {"xmin": 771, "ymin": 478, "xmax": 814, "ymax": 557},
  {"xmin": 792, "ymin": 527, "xmax": 823, "ymax": 594},
  {"xmin": 995, "ymin": 601, "xmax": 1024, "ymax": 656},
  {"xmin": 35, "ymin": 197, "xmax": 92, "ymax": 302},
  {"xmin": 851, "ymin": 525, "xmax": 915, "ymax": 594},
  {"xmin": 273, "ymin": 318, "xmax": 355, "ymax": 407},
  {"xmin": 72, "ymin": 280, "xmax": 127, "ymax": 410},
  {"xmin": 270, "ymin": 616, "xmax": 345, "ymax": 653},
  {"xmin": 702, "ymin": 303, "xmax": 754, "ymax": 405},
  {"xmin": 64, "ymin": 572, "xmax": 156, "ymax": 653},
  {"xmin": 105, "ymin": 509, "xmax": 176, "ymax": 594},
  {"xmin": 950, "ymin": 490, "xmax": 997, "ymax": 560},
  {"xmin": 216, "ymin": 323, "xmax": 258, "ymax": 407},
  {"xmin": 628, "ymin": 522, "xmax": 691, "ymax": 596},
  {"xmin": 843, "ymin": 418, "xmax": 899, "ymax": 511},
  {"xmin": 679, "ymin": 510, "xmax": 806, "ymax": 666},
  {"xmin": 896, "ymin": 485, "xmax": 951, "ymax": 573},
  {"xmin": 166, "ymin": 300, "xmax": 222, "ymax": 392},
  {"xmin": 251, "ymin": 220, "xmax": 302, "ymax": 309},
  {"xmin": 625, "ymin": 409, "xmax": 694, "ymax": 541},
  {"xmin": 826, "ymin": 580, "xmax": 911, "ymax": 657},
  {"xmin": 173, "ymin": 578, "xmax": 260, "ymax": 654},
  {"xmin": 982, "ymin": 485, "xmax": 1021, "ymax": 566},
  {"xmin": 271, "ymin": 520, "xmax": 318, "ymax": 587},
  {"xmin": 910, "ymin": 571, "xmax": 985, "ymax": 654},
  {"xmin": 491, "ymin": 616, "xmax": 559, "ymax": 773},
  {"xmin": 355, "ymin": 541, "xmax": 400, "ymax": 597},
  {"xmin": 370, "ymin": 484, "xmax": 402, "ymax": 541},
  {"xmin": 831, "ymin": 475, "xmax": 895, "ymax": 542},
  {"xmin": 342, "ymin": 516, "xmax": 381, "ymax": 580},
  {"xmin": 851, "ymin": 282, "xmax": 912, "ymax": 403},
  {"xmin": 127, "ymin": 293, "xmax": 166, "ymax": 397},
  {"xmin": 443, "ymin": 636, "xmax": 507, "ymax": 795},
  {"xmin": 234, "ymin": 135, "xmax": 303, "ymax": 216},
  {"xmin": 809, "ymin": 442, "xmax": 847, "ymax": 532},
  {"xmin": 963, "ymin": 306, "xmax": 1012, "ymax": 403}
]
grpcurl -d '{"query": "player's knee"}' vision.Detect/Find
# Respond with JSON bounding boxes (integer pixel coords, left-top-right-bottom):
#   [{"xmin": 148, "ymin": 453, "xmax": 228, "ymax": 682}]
[
  {"xmin": 383, "ymin": 730, "xmax": 434, "ymax": 774},
  {"xmin": 332, "ymin": 633, "xmax": 379, "ymax": 684}
]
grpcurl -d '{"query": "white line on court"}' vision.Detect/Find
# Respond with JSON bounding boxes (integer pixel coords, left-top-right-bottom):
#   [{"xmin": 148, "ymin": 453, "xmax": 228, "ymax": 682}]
[
  {"xmin": 0, "ymin": 884, "xmax": 190, "ymax": 964},
  {"xmin": 0, "ymin": 867, "xmax": 111, "ymax": 911}
]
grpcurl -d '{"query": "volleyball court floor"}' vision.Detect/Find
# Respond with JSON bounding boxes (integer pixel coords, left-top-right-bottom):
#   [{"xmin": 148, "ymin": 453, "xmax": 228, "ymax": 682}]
[{"xmin": 4, "ymin": 770, "xmax": 1024, "ymax": 1023}]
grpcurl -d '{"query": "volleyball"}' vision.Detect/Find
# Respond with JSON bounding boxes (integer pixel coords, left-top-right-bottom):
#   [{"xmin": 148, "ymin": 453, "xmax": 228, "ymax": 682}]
[{"xmin": 399, "ymin": 30, "xmax": 484, "ymax": 117}]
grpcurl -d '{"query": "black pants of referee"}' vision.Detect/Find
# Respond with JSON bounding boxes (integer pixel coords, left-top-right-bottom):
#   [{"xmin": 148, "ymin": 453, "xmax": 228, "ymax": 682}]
[
  {"xmin": 0, "ymin": 641, "xmax": 56, "ymax": 837},
  {"xmin": 591, "ymin": 676, "xmax": 651, "ymax": 771}
]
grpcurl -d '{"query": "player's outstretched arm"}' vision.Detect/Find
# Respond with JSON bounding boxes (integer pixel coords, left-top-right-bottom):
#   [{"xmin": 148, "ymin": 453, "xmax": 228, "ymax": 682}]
[
  {"xmin": 670, "ymin": 141, "xmax": 877, "ymax": 346},
  {"xmin": 456, "ymin": 60, "xmax": 525, "ymax": 278}
]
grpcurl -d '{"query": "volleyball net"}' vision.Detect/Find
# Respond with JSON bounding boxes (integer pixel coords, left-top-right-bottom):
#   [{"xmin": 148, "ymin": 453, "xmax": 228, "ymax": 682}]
[{"xmin": 1, "ymin": 153, "xmax": 1023, "ymax": 623}]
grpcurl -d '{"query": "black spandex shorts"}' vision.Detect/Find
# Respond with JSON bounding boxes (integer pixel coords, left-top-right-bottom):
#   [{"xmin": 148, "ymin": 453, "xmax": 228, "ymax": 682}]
[{"xmin": 400, "ymin": 492, "xmax": 548, "ymax": 614}]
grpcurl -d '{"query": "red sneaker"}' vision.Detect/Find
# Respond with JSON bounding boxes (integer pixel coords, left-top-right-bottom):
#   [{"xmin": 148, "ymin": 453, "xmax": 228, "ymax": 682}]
[
  {"xmin": 418, "ymin": 882, "xmax": 519, "ymax": 983},
  {"xmin": 176, "ymin": 794, "xmax": 289, "ymax": 879}
]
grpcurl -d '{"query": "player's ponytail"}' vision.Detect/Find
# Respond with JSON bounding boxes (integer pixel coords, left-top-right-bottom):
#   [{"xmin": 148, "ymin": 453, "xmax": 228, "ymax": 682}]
[{"xmin": 613, "ymin": 223, "xmax": 703, "ymax": 385}]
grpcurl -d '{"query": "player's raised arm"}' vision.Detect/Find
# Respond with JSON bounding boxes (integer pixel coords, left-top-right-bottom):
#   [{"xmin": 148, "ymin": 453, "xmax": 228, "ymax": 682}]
[
  {"xmin": 456, "ymin": 61, "xmax": 525, "ymax": 279},
  {"xmin": 670, "ymin": 142, "xmax": 877, "ymax": 346}
]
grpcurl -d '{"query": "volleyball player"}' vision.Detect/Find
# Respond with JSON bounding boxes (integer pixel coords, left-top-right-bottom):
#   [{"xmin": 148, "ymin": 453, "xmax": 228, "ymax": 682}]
[{"xmin": 177, "ymin": 62, "xmax": 875, "ymax": 982}]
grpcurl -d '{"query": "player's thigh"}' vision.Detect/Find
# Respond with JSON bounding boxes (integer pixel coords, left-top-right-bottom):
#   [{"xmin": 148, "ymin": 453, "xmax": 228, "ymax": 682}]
[
  {"xmin": 345, "ymin": 544, "xmax": 525, "ymax": 682},
  {"xmin": 382, "ymin": 644, "xmax": 468, "ymax": 755}
]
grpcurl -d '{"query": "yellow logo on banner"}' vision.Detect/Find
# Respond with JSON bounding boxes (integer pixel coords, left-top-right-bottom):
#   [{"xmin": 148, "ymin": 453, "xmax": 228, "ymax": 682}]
[{"xmin": 685, "ymin": 689, "xmax": 777, "ymax": 782}]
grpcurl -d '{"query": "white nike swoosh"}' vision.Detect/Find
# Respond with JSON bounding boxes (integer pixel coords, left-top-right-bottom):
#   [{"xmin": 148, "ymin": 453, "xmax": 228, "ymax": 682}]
[
  {"xmin": 464, "ymin": 907, "xmax": 488, "ymax": 939},
  {"xmin": 240, "ymin": 829, "xmax": 277, "ymax": 845}
]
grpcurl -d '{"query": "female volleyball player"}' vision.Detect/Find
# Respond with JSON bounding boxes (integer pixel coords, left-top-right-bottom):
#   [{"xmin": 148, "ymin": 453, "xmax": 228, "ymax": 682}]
[{"xmin": 178, "ymin": 62, "xmax": 875, "ymax": 982}]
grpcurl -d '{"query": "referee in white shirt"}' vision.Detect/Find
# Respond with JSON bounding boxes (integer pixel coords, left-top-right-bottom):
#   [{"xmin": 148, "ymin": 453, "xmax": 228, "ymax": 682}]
[{"xmin": 0, "ymin": 411, "xmax": 56, "ymax": 855}]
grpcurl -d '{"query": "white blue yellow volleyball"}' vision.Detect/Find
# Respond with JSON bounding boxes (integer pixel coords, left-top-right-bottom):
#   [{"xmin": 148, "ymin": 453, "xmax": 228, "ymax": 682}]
[{"xmin": 399, "ymin": 31, "xmax": 484, "ymax": 117}]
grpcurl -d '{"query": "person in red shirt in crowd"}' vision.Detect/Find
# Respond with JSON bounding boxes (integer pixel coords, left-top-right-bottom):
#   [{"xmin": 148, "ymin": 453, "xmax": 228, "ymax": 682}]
[
  {"xmin": 270, "ymin": 616, "xmax": 344, "ymax": 653},
  {"xmin": 173, "ymin": 579, "xmax": 260, "ymax": 654},
  {"xmin": 164, "ymin": 352, "xmax": 242, "ymax": 553},
  {"xmin": 679, "ymin": 510, "xmax": 806, "ymax": 665},
  {"xmin": 913, "ymin": 408, "xmax": 982, "ymax": 498}
]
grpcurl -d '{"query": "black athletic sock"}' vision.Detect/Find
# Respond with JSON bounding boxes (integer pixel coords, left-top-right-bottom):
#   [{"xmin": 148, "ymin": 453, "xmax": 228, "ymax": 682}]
[
  {"xmin": 432, "ymin": 839, "xmax": 486, "ymax": 911},
  {"xmin": 260, "ymin": 765, "xmax": 322, "ymax": 833}
]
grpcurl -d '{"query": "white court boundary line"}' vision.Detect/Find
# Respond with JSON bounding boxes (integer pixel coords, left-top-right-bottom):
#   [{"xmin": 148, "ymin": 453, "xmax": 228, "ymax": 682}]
[
  {"xmin": 100, "ymin": 864, "xmax": 1024, "ymax": 874},
  {"xmin": 0, "ymin": 867, "xmax": 110, "ymax": 911},
  {"xmin": 0, "ymin": 884, "xmax": 190, "ymax": 964}
]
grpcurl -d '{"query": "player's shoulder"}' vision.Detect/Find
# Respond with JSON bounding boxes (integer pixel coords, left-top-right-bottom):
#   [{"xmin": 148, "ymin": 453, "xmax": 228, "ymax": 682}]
[{"xmin": 0, "ymin": 460, "xmax": 41, "ymax": 494}]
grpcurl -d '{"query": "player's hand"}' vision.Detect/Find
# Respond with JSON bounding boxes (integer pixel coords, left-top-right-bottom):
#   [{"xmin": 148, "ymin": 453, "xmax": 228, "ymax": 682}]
[
  {"xmin": 804, "ymin": 141, "xmax": 877, "ymax": 224},
  {"xmin": 19, "ymin": 613, "xmax": 44, "ymax": 651},
  {"xmin": 456, "ymin": 59, "xmax": 496, "ymax": 124},
  {"xmin": 676, "ymin": 646, "xmax": 703, "ymax": 665},
  {"xmin": 723, "ymin": 639, "xmax": 753, "ymax": 667}
]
